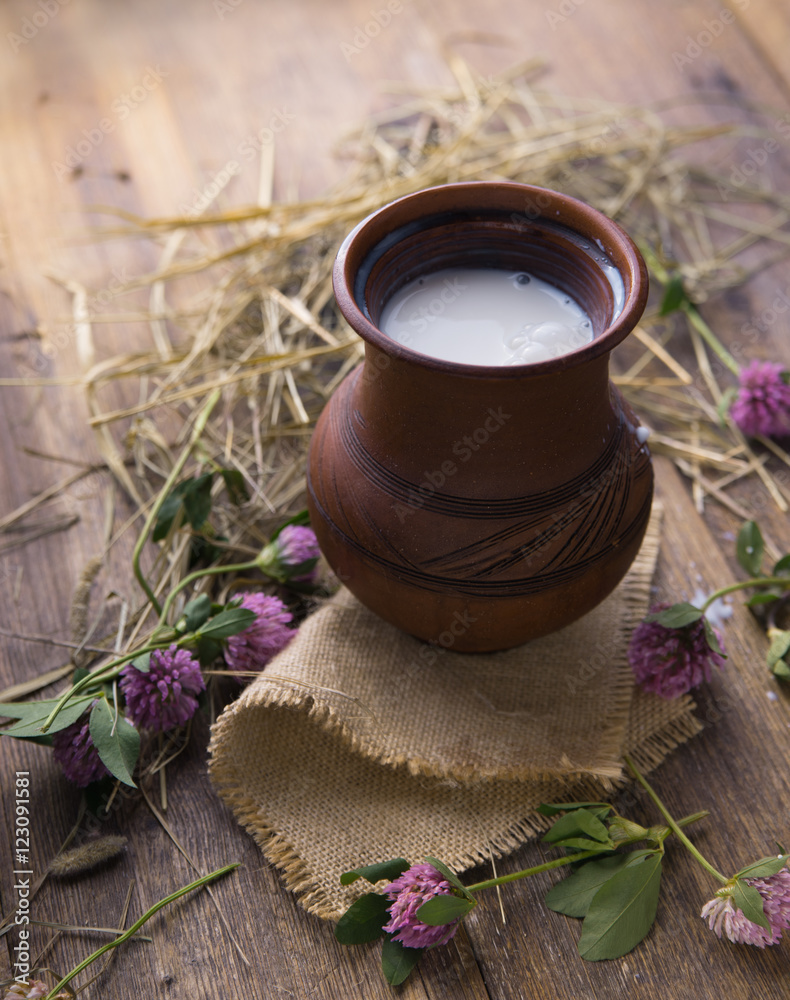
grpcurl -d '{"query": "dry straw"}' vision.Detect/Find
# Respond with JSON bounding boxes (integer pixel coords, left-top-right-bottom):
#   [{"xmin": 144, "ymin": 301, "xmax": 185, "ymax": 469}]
[{"xmin": 5, "ymin": 55, "xmax": 790, "ymax": 639}]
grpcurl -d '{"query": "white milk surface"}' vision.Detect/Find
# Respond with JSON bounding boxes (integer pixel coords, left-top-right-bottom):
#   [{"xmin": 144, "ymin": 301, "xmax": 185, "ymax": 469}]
[{"xmin": 379, "ymin": 267, "xmax": 593, "ymax": 366}]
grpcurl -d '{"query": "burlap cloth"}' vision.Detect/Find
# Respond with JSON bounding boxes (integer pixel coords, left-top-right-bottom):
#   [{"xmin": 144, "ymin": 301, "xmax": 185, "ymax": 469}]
[{"xmin": 208, "ymin": 505, "xmax": 702, "ymax": 919}]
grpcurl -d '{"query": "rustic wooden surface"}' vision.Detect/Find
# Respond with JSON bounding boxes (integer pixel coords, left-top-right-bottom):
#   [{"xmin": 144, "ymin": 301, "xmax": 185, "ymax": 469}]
[{"xmin": 1, "ymin": 0, "xmax": 790, "ymax": 997}]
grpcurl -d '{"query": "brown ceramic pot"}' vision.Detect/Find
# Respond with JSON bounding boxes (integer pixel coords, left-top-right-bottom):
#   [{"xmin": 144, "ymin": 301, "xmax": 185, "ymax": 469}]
[{"xmin": 307, "ymin": 182, "xmax": 652, "ymax": 652}]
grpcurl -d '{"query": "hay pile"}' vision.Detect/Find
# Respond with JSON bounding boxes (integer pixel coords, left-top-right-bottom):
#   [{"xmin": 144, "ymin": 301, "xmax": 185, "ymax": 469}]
[{"xmin": 15, "ymin": 56, "xmax": 790, "ymax": 638}]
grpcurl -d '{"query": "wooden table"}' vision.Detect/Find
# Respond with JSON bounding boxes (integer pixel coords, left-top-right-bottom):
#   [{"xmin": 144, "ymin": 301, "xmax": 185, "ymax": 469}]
[{"xmin": 1, "ymin": 1, "xmax": 790, "ymax": 997}]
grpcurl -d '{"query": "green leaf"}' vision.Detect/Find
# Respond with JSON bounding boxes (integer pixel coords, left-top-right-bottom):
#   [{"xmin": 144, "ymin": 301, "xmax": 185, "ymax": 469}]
[
  {"xmin": 153, "ymin": 473, "xmax": 214, "ymax": 542},
  {"xmin": 772, "ymin": 659, "xmax": 790, "ymax": 680},
  {"xmin": 381, "ymin": 936, "xmax": 424, "ymax": 986},
  {"xmin": 182, "ymin": 594, "xmax": 213, "ymax": 632},
  {"xmin": 89, "ymin": 700, "xmax": 139, "ymax": 788},
  {"xmin": 550, "ymin": 837, "xmax": 613, "ymax": 853},
  {"xmin": 196, "ymin": 636, "xmax": 224, "ymax": 667},
  {"xmin": 416, "ymin": 894, "xmax": 475, "ymax": 926},
  {"xmin": 72, "ymin": 667, "xmax": 91, "ymax": 685},
  {"xmin": 736, "ymin": 520, "xmax": 764, "ymax": 577},
  {"xmin": 607, "ymin": 817, "xmax": 651, "ymax": 844},
  {"xmin": 219, "ymin": 468, "xmax": 249, "ymax": 507},
  {"xmin": 546, "ymin": 851, "xmax": 656, "ymax": 918},
  {"xmin": 645, "ymin": 602, "xmax": 702, "ymax": 628},
  {"xmin": 182, "ymin": 473, "xmax": 214, "ymax": 531},
  {"xmin": 152, "ymin": 480, "xmax": 191, "ymax": 542},
  {"xmin": 537, "ymin": 802, "xmax": 612, "ymax": 818},
  {"xmin": 746, "ymin": 592, "xmax": 780, "ymax": 607},
  {"xmin": 577, "ymin": 853, "xmax": 663, "ymax": 960},
  {"xmin": 773, "ymin": 554, "xmax": 790, "ymax": 576},
  {"xmin": 340, "ymin": 858, "xmax": 410, "ymax": 887},
  {"xmin": 731, "ymin": 880, "xmax": 770, "ymax": 930},
  {"xmin": 767, "ymin": 631, "xmax": 790, "ymax": 669},
  {"xmin": 334, "ymin": 892, "xmax": 391, "ymax": 945},
  {"xmin": 543, "ymin": 809, "xmax": 611, "ymax": 845},
  {"xmin": 734, "ymin": 855, "xmax": 789, "ymax": 880},
  {"xmin": 424, "ymin": 856, "xmax": 474, "ymax": 899},
  {"xmin": 703, "ymin": 619, "xmax": 726, "ymax": 658},
  {"xmin": 198, "ymin": 607, "xmax": 257, "ymax": 640},
  {"xmin": 130, "ymin": 652, "xmax": 151, "ymax": 674},
  {"xmin": 2, "ymin": 695, "xmax": 96, "ymax": 738},
  {"xmin": 0, "ymin": 696, "xmax": 85, "ymax": 722},
  {"xmin": 659, "ymin": 274, "xmax": 688, "ymax": 316}
]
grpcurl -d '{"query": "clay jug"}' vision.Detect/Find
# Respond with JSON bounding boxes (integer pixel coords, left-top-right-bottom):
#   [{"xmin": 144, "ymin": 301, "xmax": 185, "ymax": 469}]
[{"xmin": 307, "ymin": 182, "xmax": 652, "ymax": 652}]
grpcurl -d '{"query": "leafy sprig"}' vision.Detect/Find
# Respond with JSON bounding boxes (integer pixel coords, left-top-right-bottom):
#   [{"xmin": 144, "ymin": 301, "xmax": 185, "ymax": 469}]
[
  {"xmin": 0, "ymin": 386, "xmax": 317, "ymax": 785},
  {"xmin": 641, "ymin": 519, "xmax": 790, "ymax": 681},
  {"xmin": 0, "ymin": 599, "xmax": 255, "ymax": 785},
  {"xmin": 336, "ymin": 758, "xmax": 788, "ymax": 985}
]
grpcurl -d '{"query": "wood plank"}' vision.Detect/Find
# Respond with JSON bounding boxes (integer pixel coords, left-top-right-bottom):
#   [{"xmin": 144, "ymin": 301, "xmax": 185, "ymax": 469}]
[
  {"xmin": 1, "ymin": 0, "xmax": 790, "ymax": 997},
  {"xmin": 733, "ymin": 0, "xmax": 790, "ymax": 98}
]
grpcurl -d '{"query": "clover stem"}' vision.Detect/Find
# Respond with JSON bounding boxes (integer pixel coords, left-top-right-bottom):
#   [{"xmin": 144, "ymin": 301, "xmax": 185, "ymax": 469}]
[
  {"xmin": 132, "ymin": 388, "xmax": 221, "ymax": 617},
  {"xmin": 700, "ymin": 576, "xmax": 790, "ymax": 611},
  {"xmin": 623, "ymin": 755, "xmax": 728, "ymax": 883},
  {"xmin": 465, "ymin": 808, "xmax": 708, "ymax": 895},
  {"xmin": 156, "ymin": 559, "xmax": 259, "ymax": 628},
  {"xmin": 681, "ymin": 302, "xmax": 739, "ymax": 376},
  {"xmin": 466, "ymin": 849, "xmax": 603, "ymax": 893},
  {"xmin": 638, "ymin": 245, "xmax": 739, "ymax": 377},
  {"xmin": 43, "ymin": 863, "xmax": 239, "ymax": 999},
  {"xmin": 676, "ymin": 810, "xmax": 710, "ymax": 828},
  {"xmin": 39, "ymin": 638, "xmax": 178, "ymax": 732}
]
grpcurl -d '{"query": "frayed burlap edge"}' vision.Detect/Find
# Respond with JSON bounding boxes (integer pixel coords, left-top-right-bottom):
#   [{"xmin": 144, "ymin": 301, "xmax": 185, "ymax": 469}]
[
  {"xmin": 208, "ymin": 692, "xmax": 702, "ymax": 921},
  {"xmin": 208, "ymin": 502, "xmax": 706, "ymax": 922}
]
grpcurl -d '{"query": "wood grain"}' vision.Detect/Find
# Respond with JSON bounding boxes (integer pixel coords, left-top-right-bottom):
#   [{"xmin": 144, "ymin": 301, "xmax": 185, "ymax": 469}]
[{"xmin": 1, "ymin": 0, "xmax": 789, "ymax": 997}]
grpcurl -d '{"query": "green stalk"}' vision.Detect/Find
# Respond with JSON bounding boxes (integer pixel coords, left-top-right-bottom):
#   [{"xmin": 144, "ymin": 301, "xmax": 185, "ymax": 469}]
[
  {"xmin": 700, "ymin": 575, "xmax": 790, "ymax": 612},
  {"xmin": 132, "ymin": 388, "xmax": 221, "ymax": 616},
  {"xmin": 466, "ymin": 849, "xmax": 603, "ymax": 893},
  {"xmin": 156, "ymin": 558, "xmax": 259, "ymax": 629},
  {"xmin": 675, "ymin": 810, "xmax": 710, "ymax": 828},
  {"xmin": 681, "ymin": 302, "xmax": 740, "ymax": 377},
  {"xmin": 624, "ymin": 755, "xmax": 728, "ymax": 883},
  {"xmin": 43, "ymin": 863, "xmax": 239, "ymax": 999},
  {"xmin": 465, "ymin": 810, "xmax": 708, "ymax": 894},
  {"xmin": 42, "ymin": 545, "xmax": 262, "ymax": 733},
  {"xmin": 40, "ymin": 637, "xmax": 177, "ymax": 733},
  {"xmin": 44, "ymin": 556, "xmax": 263, "ymax": 729},
  {"xmin": 639, "ymin": 244, "xmax": 739, "ymax": 376}
]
